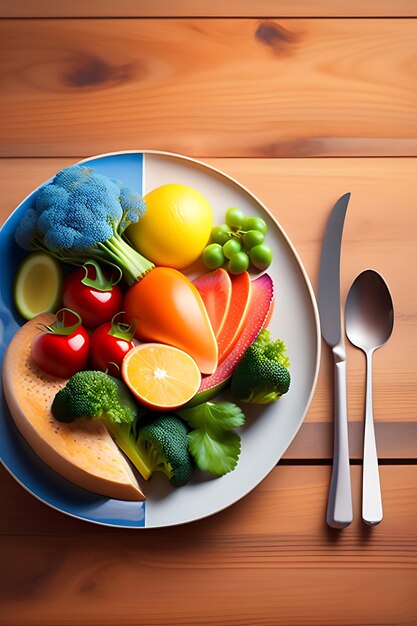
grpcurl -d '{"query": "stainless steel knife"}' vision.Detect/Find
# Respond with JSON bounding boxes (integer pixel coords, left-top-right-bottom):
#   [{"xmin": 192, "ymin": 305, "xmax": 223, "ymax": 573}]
[{"xmin": 318, "ymin": 193, "xmax": 353, "ymax": 529}]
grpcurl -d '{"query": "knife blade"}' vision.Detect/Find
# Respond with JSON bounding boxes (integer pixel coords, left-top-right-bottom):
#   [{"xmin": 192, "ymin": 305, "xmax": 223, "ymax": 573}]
[
  {"xmin": 318, "ymin": 192, "xmax": 353, "ymax": 529},
  {"xmin": 318, "ymin": 193, "xmax": 350, "ymax": 348}
]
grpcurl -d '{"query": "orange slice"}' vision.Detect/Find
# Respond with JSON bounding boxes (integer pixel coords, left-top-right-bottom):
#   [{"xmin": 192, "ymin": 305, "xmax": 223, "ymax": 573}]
[{"xmin": 122, "ymin": 343, "xmax": 201, "ymax": 410}]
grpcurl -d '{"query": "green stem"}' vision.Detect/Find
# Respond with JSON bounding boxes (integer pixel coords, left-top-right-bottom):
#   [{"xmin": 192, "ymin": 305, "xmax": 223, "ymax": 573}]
[
  {"xmin": 81, "ymin": 260, "xmax": 122, "ymax": 291},
  {"xmin": 137, "ymin": 439, "xmax": 173, "ymax": 480},
  {"xmin": 99, "ymin": 233, "xmax": 154, "ymax": 285},
  {"xmin": 33, "ymin": 233, "xmax": 154, "ymax": 285},
  {"xmin": 108, "ymin": 312, "xmax": 135, "ymax": 341},
  {"xmin": 101, "ymin": 240, "xmax": 138, "ymax": 285},
  {"xmin": 105, "ymin": 422, "xmax": 152, "ymax": 480}
]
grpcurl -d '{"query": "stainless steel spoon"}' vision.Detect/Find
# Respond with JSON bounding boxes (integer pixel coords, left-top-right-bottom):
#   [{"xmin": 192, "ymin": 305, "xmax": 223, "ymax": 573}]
[{"xmin": 345, "ymin": 270, "xmax": 394, "ymax": 525}]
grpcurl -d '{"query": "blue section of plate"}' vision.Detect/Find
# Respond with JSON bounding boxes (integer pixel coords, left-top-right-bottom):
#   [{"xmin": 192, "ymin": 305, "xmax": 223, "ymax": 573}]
[
  {"xmin": 81, "ymin": 152, "xmax": 143, "ymax": 189},
  {"xmin": 0, "ymin": 153, "xmax": 146, "ymax": 527}
]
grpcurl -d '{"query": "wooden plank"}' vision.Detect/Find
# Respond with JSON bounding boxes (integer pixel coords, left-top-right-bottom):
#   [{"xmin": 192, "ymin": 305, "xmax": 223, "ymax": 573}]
[
  {"xmin": 0, "ymin": 466, "xmax": 416, "ymax": 626},
  {"xmin": 0, "ymin": 19, "xmax": 416, "ymax": 158},
  {"xmin": 2, "ymin": 0, "xmax": 417, "ymax": 18},
  {"xmin": 286, "ymin": 421, "xmax": 417, "ymax": 460},
  {"xmin": 1, "ymin": 464, "xmax": 415, "ymax": 535}
]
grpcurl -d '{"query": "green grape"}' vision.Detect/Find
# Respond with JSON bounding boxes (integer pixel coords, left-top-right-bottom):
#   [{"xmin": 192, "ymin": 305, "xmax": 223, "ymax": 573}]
[
  {"xmin": 202, "ymin": 244, "xmax": 225, "ymax": 269},
  {"xmin": 210, "ymin": 224, "xmax": 231, "ymax": 246},
  {"xmin": 243, "ymin": 216, "xmax": 268, "ymax": 235},
  {"xmin": 243, "ymin": 229, "xmax": 265, "ymax": 250},
  {"xmin": 249, "ymin": 244, "xmax": 273, "ymax": 270},
  {"xmin": 228, "ymin": 252, "xmax": 249, "ymax": 275},
  {"xmin": 223, "ymin": 238, "xmax": 242, "ymax": 259},
  {"xmin": 225, "ymin": 207, "xmax": 246, "ymax": 229}
]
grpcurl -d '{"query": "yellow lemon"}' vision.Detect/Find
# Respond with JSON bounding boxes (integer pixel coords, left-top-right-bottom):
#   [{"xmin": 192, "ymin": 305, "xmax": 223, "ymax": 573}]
[{"xmin": 127, "ymin": 184, "xmax": 213, "ymax": 269}]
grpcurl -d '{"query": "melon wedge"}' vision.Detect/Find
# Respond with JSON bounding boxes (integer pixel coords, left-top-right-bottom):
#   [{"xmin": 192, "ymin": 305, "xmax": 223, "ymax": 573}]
[
  {"xmin": 2, "ymin": 314, "xmax": 145, "ymax": 501},
  {"xmin": 193, "ymin": 268, "xmax": 232, "ymax": 337},
  {"xmin": 217, "ymin": 271, "xmax": 252, "ymax": 363},
  {"xmin": 187, "ymin": 273, "xmax": 274, "ymax": 407}
]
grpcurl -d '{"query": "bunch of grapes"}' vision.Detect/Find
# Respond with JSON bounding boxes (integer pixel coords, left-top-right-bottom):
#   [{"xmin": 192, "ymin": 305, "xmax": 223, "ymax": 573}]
[{"xmin": 202, "ymin": 208, "xmax": 273, "ymax": 275}]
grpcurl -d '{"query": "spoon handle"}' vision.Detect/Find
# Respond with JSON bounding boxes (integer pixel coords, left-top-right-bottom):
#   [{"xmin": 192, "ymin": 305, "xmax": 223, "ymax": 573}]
[
  {"xmin": 362, "ymin": 352, "xmax": 383, "ymax": 525},
  {"xmin": 327, "ymin": 351, "xmax": 353, "ymax": 529}
]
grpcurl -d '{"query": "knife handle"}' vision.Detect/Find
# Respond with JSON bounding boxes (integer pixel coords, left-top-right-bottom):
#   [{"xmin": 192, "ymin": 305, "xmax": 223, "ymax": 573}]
[{"xmin": 327, "ymin": 353, "xmax": 353, "ymax": 529}]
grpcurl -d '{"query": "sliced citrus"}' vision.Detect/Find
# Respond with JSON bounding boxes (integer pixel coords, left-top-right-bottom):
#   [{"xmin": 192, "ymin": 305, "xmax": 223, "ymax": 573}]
[
  {"xmin": 122, "ymin": 343, "xmax": 201, "ymax": 410},
  {"xmin": 14, "ymin": 253, "xmax": 62, "ymax": 320}
]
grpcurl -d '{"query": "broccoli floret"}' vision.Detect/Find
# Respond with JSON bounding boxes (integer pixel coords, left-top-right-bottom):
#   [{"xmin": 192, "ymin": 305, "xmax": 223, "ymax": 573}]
[
  {"xmin": 137, "ymin": 416, "xmax": 193, "ymax": 487},
  {"xmin": 15, "ymin": 207, "xmax": 41, "ymax": 250},
  {"xmin": 112, "ymin": 178, "xmax": 146, "ymax": 230},
  {"xmin": 230, "ymin": 329, "xmax": 291, "ymax": 404},
  {"xmin": 52, "ymin": 371, "xmax": 152, "ymax": 480},
  {"xmin": 15, "ymin": 165, "xmax": 153, "ymax": 285}
]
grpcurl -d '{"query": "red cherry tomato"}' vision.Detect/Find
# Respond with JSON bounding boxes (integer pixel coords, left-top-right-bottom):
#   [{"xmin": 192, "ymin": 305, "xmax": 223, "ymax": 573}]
[
  {"xmin": 90, "ymin": 313, "xmax": 135, "ymax": 378},
  {"xmin": 31, "ymin": 309, "xmax": 90, "ymax": 378},
  {"xmin": 63, "ymin": 261, "xmax": 123, "ymax": 327}
]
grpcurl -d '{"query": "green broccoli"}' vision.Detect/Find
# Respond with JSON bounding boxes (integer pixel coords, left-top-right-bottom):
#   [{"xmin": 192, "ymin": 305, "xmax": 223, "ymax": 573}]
[
  {"xmin": 230, "ymin": 329, "xmax": 291, "ymax": 404},
  {"xmin": 52, "ymin": 370, "xmax": 152, "ymax": 480},
  {"xmin": 15, "ymin": 165, "xmax": 154, "ymax": 285},
  {"xmin": 137, "ymin": 417, "xmax": 193, "ymax": 487}
]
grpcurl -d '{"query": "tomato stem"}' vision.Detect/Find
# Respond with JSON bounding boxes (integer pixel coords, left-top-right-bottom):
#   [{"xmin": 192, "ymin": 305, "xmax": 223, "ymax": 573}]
[
  {"xmin": 40, "ymin": 308, "xmax": 83, "ymax": 336},
  {"xmin": 81, "ymin": 260, "xmax": 122, "ymax": 292},
  {"xmin": 108, "ymin": 312, "xmax": 136, "ymax": 341}
]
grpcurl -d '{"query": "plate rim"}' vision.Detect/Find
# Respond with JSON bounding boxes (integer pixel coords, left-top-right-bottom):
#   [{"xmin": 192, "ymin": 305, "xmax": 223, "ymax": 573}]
[{"xmin": 0, "ymin": 149, "xmax": 321, "ymax": 528}]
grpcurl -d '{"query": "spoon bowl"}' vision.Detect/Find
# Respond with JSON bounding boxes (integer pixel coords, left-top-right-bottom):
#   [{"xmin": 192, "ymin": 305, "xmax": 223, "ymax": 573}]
[
  {"xmin": 345, "ymin": 269, "xmax": 394, "ymax": 526},
  {"xmin": 345, "ymin": 270, "xmax": 394, "ymax": 354}
]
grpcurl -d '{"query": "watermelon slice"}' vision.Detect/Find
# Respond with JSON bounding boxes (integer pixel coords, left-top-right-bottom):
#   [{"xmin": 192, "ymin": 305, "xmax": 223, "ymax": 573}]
[
  {"xmin": 217, "ymin": 271, "xmax": 252, "ymax": 363},
  {"xmin": 193, "ymin": 268, "xmax": 232, "ymax": 338},
  {"xmin": 187, "ymin": 273, "xmax": 274, "ymax": 406}
]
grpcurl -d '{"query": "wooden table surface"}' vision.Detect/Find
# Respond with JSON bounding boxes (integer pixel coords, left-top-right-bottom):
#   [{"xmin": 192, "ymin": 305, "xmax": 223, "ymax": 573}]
[{"xmin": 0, "ymin": 2, "xmax": 416, "ymax": 625}]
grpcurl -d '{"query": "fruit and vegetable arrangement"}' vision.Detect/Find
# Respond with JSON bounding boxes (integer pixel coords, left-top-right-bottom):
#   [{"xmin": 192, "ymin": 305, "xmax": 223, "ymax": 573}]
[{"xmin": 3, "ymin": 164, "xmax": 291, "ymax": 501}]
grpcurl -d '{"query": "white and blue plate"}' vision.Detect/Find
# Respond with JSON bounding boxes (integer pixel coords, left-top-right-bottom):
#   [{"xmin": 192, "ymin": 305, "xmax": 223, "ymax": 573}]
[{"xmin": 0, "ymin": 151, "xmax": 320, "ymax": 528}]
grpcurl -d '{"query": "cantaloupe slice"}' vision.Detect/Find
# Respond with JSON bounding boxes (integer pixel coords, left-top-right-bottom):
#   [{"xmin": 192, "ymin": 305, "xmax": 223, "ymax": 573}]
[
  {"xmin": 187, "ymin": 273, "xmax": 274, "ymax": 407},
  {"xmin": 217, "ymin": 271, "xmax": 252, "ymax": 363},
  {"xmin": 2, "ymin": 313, "xmax": 145, "ymax": 502},
  {"xmin": 193, "ymin": 268, "xmax": 232, "ymax": 338}
]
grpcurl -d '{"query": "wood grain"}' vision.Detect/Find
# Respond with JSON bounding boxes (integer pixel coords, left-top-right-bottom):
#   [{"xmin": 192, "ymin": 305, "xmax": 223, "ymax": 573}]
[
  {"xmin": 0, "ymin": 466, "xmax": 416, "ymax": 626},
  {"xmin": 0, "ymin": 19, "xmax": 416, "ymax": 158},
  {"xmin": 2, "ymin": 0, "xmax": 417, "ymax": 18},
  {"xmin": 0, "ymin": 4, "xmax": 415, "ymax": 625},
  {"xmin": 1, "ymin": 157, "xmax": 415, "ymax": 461}
]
